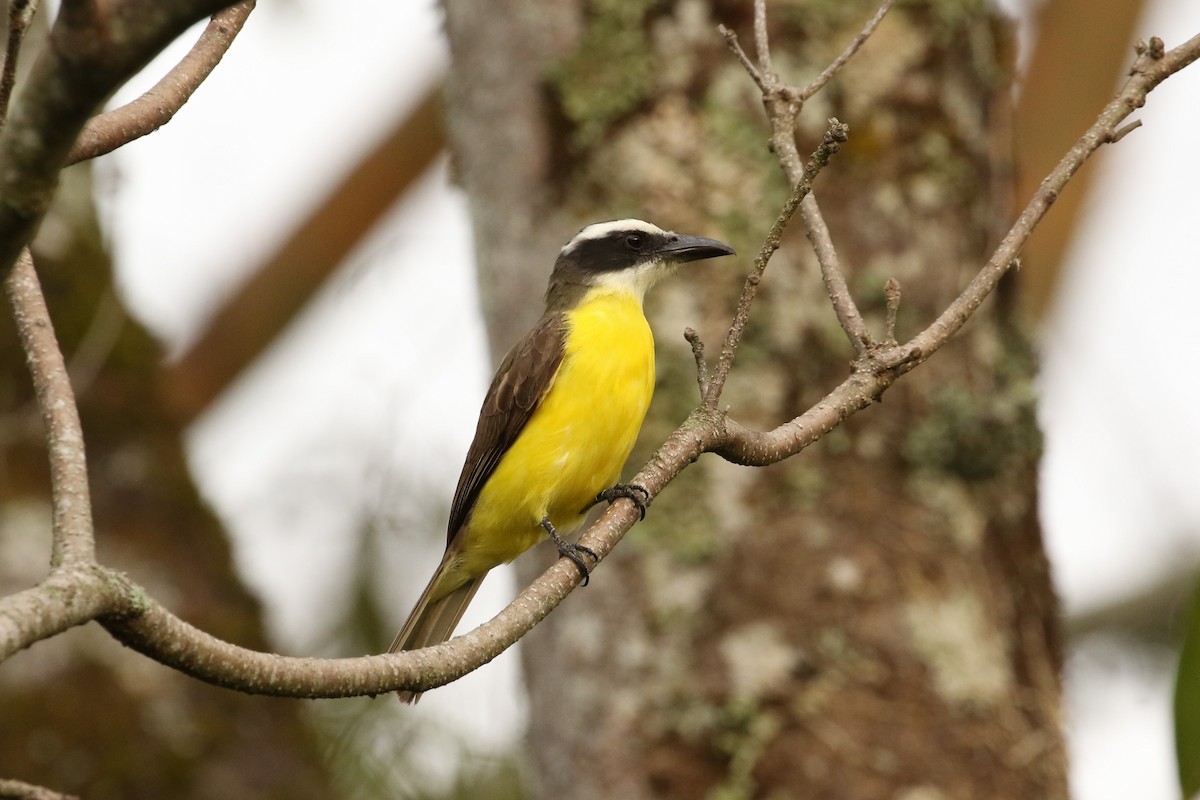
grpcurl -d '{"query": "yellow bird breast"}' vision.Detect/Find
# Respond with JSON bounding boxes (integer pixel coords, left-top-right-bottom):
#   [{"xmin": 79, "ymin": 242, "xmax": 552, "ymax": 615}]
[{"xmin": 460, "ymin": 290, "xmax": 656, "ymax": 573}]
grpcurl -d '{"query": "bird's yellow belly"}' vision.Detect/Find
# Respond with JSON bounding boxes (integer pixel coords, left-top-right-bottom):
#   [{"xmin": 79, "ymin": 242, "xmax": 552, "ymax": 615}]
[{"xmin": 460, "ymin": 292, "xmax": 655, "ymax": 574}]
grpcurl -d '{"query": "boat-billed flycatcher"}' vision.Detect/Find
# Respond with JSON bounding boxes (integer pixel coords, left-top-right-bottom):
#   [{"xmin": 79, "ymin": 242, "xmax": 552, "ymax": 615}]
[{"xmin": 389, "ymin": 219, "xmax": 734, "ymax": 702}]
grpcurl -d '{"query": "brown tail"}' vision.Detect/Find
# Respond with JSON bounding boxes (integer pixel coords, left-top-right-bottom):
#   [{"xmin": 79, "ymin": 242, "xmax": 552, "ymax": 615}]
[{"xmin": 389, "ymin": 565, "xmax": 485, "ymax": 704}]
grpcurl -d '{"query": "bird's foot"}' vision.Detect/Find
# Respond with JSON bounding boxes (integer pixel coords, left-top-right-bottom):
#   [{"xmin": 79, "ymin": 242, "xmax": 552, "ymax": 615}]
[
  {"xmin": 584, "ymin": 482, "xmax": 651, "ymax": 520},
  {"xmin": 540, "ymin": 516, "xmax": 597, "ymax": 585}
]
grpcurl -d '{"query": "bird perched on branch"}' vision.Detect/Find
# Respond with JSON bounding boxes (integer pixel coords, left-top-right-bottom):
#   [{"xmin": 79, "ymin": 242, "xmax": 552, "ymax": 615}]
[{"xmin": 388, "ymin": 219, "xmax": 734, "ymax": 702}]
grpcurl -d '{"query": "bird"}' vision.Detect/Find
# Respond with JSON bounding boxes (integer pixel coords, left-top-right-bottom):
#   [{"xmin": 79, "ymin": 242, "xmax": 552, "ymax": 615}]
[{"xmin": 388, "ymin": 218, "xmax": 734, "ymax": 702}]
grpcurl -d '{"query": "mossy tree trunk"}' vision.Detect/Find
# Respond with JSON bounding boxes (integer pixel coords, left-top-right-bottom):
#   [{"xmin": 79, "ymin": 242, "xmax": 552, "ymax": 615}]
[{"xmin": 443, "ymin": 0, "xmax": 1064, "ymax": 797}]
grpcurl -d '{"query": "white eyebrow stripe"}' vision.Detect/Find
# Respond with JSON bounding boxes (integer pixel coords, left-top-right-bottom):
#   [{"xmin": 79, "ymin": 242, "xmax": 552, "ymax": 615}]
[{"xmin": 560, "ymin": 219, "xmax": 667, "ymax": 254}]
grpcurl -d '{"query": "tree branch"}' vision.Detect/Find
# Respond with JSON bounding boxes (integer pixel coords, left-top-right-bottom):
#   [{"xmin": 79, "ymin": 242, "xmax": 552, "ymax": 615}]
[
  {"xmin": 903, "ymin": 34, "xmax": 1200, "ymax": 370},
  {"xmin": 100, "ymin": 556, "xmax": 588, "ymax": 697},
  {"xmin": 4, "ymin": 251, "xmax": 95, "ymax": 566},
  {"xmin": 0, "ymin": 0, "xmax": 243, "ymax": 278},
  {"xmin": 0, "ymin": 567, "xmax": 118, "ymax": 661},
  {"xmin": 801, "ymin": 193, "xmax": 872, "ymax": 352},
  {"xmin": 883, "ymin": 277, "xmax": 901, "ymax": 344},
  {"xmin": 67, "ymin": 1, "xmax": 256, "ymax": 165},
  {"xmin": 683, "ymin": 327, "xmax": 709, "ymax": 397},
  {"xmin": 798, "ymin": 0, "xmax": 896, "ymax": 101},
  {"xmin": 0, "ymin": 776, "xmax": 79, "ymax": 800}
]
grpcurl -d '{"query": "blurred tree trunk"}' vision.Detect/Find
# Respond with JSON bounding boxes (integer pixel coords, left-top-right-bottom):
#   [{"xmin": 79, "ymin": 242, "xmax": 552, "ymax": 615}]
[{"xmin": 443, "ymin": 0, "xmax": 1064, "ymax": 797}]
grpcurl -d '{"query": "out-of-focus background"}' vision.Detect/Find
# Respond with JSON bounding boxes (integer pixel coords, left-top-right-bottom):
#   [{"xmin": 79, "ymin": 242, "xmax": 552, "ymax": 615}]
[{"xmin": 2, "ymin": 0, "xmax": 1199, "ymax": 797}]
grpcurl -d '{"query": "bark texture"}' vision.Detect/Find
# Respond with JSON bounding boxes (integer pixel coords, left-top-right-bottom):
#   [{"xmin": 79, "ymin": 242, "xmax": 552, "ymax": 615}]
[{"xmin": 442, "ymin": 0, "xmax": 1064, "ymax": 797}]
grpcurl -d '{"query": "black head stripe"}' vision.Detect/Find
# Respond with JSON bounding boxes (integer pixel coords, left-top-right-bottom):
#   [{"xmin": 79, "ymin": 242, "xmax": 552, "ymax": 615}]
[{"xmin": 559, "ymin": 229, "xmax": 669, "ymax": 274}]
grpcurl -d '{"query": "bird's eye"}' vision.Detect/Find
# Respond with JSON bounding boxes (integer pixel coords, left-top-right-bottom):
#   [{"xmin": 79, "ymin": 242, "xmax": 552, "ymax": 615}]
[{"xmin": 625, "ymin": 233, "xmax": 645, "ymax": 250}]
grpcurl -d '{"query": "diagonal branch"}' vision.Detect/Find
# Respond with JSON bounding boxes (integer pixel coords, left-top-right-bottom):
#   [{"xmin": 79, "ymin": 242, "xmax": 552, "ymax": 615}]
[
  {"xmin": 903, "ymin": 34, "xmax": 1200, "ymax": 369},
  {"xmin": 67, "ymin": 1, "xmax": 256, "ymax": 165},
  {"xmin": 799, "ymin": 0, "xmax": 896, "ymax": 101},
  {"xmin": 801, "ymin": 193, "xmax": 871, "ymax": 352}
]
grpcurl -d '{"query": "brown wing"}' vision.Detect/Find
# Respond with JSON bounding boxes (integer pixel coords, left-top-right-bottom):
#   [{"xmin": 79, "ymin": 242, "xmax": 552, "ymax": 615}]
[{"xmin": 445, "ymin": 312, "xmax": 567, "ymax": 544}]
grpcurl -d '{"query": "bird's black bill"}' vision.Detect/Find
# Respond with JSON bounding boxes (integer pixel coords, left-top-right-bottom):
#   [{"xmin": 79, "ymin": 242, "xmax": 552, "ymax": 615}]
[{"xmin": 657, "ymin": 234, "xmax": 736, "ymax": 263}]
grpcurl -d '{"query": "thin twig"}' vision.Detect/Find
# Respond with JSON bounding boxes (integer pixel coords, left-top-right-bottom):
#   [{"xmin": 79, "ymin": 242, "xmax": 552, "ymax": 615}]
[
  {"xmin": 717, "ymin": 25, "xmax": 765, "ymax": 91},
  {"xmin": 801, "ymin": 193, "xmax": 872, "ymax": 353},
  {"xmin": 684, "ymin": 327, "xmax": 709, "ymax": 397},
  {"xmin": 883, "ymin": 277, "xmax": 901, "ymax": 344},
  {"xmin": 704, "ymin": 119, "xmax": 849, "ymax": 408},
  {"xmin": 752, "ymin": 0, "xmax": 771, "ymax": 79},
  {"xmin": 68, "ymin": 1, "xmax": 256, "ymax": 165},
  {"xmin": 4, "ymin": 250, "xmax": 95, "ymax": 567},
  {"xmin": 799, "ymin": 0, "xmax": 897, "ymax": 100},
  {"xmin": 1107, "ymin": 119, "xmax": 1142, "ymax": 143}
]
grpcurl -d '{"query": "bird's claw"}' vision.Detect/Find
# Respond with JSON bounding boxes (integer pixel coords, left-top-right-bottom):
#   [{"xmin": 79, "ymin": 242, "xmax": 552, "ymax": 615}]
[
  {"xmin": 541, "ymin": 516, "xmax": 598, "ymax": 585},
  {"xmin": 584, "ymin": 482, "xmax": 651, "ymax": 520}
]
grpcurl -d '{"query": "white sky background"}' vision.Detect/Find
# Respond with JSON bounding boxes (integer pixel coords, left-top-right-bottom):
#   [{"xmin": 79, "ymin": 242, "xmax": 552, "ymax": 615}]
[{"xmin": 94, "ymin": 0, "xmax": 1200, "ymax": 797}]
